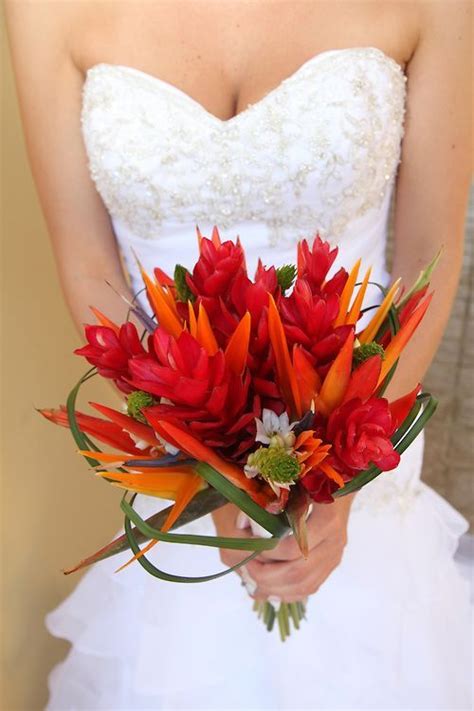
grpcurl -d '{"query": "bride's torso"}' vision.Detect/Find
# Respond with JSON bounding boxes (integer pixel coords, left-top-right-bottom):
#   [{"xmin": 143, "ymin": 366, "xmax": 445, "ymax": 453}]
[
  {"xmin": 73, "ymin": 2, "xmax": 423, "ymax": 507},
  {"xmin": 73, "ymin": 1, "xmax": 418, "ymax": 287}
]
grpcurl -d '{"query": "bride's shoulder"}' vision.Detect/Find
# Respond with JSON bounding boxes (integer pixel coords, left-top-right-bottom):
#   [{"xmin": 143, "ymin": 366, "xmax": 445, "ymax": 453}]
[
  {"xmin": 415, "ymin": 0, "xmax": 471, "ymax": 55},
  {"xmin": 4, "ymin": 0, "xmax": 85, "ymax": 73},
  {"xmin": 4, "ymin": 0, "xmax": 99, "ymax": 73}
]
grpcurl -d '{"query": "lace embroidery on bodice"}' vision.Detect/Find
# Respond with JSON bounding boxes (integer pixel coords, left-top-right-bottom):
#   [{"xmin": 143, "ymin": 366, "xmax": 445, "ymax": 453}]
[{"xmin": 80, "ymin": 46, "xmax": 407, "ymax": 248}]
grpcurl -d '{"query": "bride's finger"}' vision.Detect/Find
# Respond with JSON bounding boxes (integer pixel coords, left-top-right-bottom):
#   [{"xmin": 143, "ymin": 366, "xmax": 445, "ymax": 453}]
[{"xmin": 247, "ymin": 539, "xmax": 342, "ymax": 599}]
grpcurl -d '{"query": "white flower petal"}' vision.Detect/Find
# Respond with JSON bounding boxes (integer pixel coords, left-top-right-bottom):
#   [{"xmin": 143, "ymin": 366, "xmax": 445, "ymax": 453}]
[
  {"xmin": 255, "ymin": 417, "xmax": 271, "ymax": 444},
  {"xmin": 155, "ymin": 432, "xmax": 180, "ymax": 455},
  {"xmin": 124, "ymin": 430, "xmax": 149, "ymax": 451},
  {"xmin": 278, "ymin": 411, "xmax": 290, "ymax": 431},
  {"xmin": 263, "ymin": 408, "xmax": 280, "ymax": 433}
]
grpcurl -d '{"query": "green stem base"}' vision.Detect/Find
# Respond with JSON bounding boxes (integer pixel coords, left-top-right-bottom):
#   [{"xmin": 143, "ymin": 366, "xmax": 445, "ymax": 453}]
[{"xmin": 252, "ymin": 599, "xmax": 307, "ymax": 641}]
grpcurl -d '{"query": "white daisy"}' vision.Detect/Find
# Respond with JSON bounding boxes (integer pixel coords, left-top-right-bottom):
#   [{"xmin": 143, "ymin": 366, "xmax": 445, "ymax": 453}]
[{"xmin": 254, "ymin": 408, "xmax": 297, "ymax": 449}]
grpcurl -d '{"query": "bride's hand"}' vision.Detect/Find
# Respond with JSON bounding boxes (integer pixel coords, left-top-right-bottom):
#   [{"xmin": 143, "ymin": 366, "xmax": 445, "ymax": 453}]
[{"xmin": 212, "ymin": 495, "xmax": 356, "ymax": 603}]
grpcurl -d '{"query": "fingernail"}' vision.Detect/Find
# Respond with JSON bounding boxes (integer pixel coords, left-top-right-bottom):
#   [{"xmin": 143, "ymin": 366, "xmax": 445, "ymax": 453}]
[{"xmin": 236, "ymin": 512, "xmax": 251, "ymax": 529}]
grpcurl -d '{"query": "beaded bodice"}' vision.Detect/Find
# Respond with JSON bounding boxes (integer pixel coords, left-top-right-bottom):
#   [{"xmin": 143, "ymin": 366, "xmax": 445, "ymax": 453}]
[{"xmin": 80, "ymin": 45, "xmax": 407, "ymax": 294}]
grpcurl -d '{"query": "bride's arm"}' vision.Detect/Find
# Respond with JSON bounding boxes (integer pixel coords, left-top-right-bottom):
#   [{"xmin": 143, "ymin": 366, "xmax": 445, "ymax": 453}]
[
  {"xmin": 216, "ymin": 1, "xmax": 473, "ymax": 603},
  {"xmin": 383, "ymin": 0, "xmax": 472, "ymax": 401},
  {"xmin": 5, "ymin": 1, "xmax": 139, "ymax": 339}
]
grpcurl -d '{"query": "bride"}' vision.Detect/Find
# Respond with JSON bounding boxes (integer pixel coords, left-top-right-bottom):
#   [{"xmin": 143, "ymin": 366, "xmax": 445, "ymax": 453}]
[{"xmin": 5, "ymin": 1, "xmax": 472, "ymax": 708}]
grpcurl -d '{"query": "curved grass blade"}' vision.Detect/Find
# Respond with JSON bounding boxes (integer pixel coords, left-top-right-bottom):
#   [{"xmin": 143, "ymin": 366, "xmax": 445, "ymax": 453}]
[
  {"xmin": 124, "ymin": 510, "xmax": 259, "ymax": 583},
  {"xmin": 64, "ymin": 488, "xmax": 228, "ymax": 574},
  {"xmin": 195, "ymin": 462, "xmax": 289, "ymax": 538},
  {"xmin": 66, "ymin": 367, "xmax": 101, "ymax": 467},
  {"xmin": 121, "ymin": 497, "xmax": 279, "ymax": 552}
]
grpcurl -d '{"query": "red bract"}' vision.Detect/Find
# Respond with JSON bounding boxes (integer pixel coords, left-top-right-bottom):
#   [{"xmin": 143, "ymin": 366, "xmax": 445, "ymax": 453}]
[
  {"xmin": 244, "ymin": 277, "xmax": 286, "ymax": 410},
  {"xmin": 185, "ymin": 235, "xmax": 246, "ymax": 300},
  {"xmin": 300, "ymin": 456, "xmax": 344, "ymax": 504},
  {"xmin": 297, "ymin": 234, "xmax": 348, "ymax": 296},
  {"xmin": 126, "ymin": 327, "xmax": 256, "ymax": 456},
  {"xmin": 327, "ymin": 397, "xmax": 400, "ymax": 474},
  {"xmin": 74, "ymin": 322, "xmax": 146, "ymax": 393},
  {"xmin": 300, "ymin": 472, "xmax": 340, "ymax": 504},
  {"xmin": 278, "ymin": 278, "xmax": 352, "ymax": 373}
]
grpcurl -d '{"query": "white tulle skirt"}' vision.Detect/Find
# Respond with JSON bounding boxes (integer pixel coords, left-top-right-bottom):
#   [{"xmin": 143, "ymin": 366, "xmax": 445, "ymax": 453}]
[{"xmin": 45, "ymin": 433, "xmax": 473, "ymax": 710}]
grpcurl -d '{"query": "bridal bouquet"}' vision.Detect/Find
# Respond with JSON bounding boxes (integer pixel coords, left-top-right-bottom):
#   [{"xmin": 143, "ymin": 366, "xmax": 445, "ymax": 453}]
[{"xmin": 40, "ymin": 227, "xmax": 438, "ymax": 640}]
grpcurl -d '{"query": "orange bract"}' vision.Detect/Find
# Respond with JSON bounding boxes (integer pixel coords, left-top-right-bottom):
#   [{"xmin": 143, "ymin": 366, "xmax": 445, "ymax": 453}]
[
  {"xmin": 267, "ymin": 293, "xmax": 302, "ymax": 419},
  {"xmin": 224, "ymin": 311, "xmax": 251, "ymax": 375}
]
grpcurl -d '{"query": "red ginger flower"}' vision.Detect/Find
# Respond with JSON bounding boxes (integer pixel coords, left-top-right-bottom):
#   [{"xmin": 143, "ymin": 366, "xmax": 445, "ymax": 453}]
[
  {"xmin": 272, "ymin": 235, "xmax": 351, "ymax": 375},
  {"xmin": 74, "ymin": 322, "xmax": 146, "ymax": 394},
  {"xmin": 298, "ymin": 234, "xmax": 338, "ymax": 289},
  {"xmin": 126, "ymin": 327, "xmax": 257, "ymax": 457},
  {"xmin": 185, "ymin": 235, "xmax": 247, "ymax": 301},
  {"xmin": 279, "ymin": 278, "xmax": 353, "ymax": 373},
  {"xmin": 326, "ymin": 396, "xmax": 400, "ymax": 475},
  {"xmin": 297, "ymin": 234, "xmax": 348, "ymax": 296}
]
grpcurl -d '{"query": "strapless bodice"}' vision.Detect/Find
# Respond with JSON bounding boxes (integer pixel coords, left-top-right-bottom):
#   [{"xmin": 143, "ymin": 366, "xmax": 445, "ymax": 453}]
[{"xmin": 80, "ymin": 46, "xmax": 407, "ymax": 301}]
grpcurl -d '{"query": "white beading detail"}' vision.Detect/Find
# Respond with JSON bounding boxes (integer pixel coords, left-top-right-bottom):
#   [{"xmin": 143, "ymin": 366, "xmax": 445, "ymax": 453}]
[{"xmin": 80, "ymin": 47, "xmax": 407, "ymax": 248}]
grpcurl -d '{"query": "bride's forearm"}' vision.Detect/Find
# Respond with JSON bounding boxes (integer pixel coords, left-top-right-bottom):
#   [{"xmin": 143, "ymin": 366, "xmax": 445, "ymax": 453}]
[{"xmin": 60, "ymin": 269, "xmax": 142, "ymax": 343}]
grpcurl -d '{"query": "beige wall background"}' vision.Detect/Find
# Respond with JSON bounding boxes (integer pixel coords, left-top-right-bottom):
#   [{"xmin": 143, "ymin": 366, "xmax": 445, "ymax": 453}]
[{"xmin": 1, "ymin": 20, "xmax": 473, "ymax": 711}]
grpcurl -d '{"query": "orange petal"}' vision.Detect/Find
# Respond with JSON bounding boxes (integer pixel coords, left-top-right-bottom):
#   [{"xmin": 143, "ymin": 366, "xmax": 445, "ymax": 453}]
[
  {"xmin": 377, "ymin": 293, "xmax": 433, "ymax": 385},
  {"xmin": 196, "ymin": 302, "xmax": 219, "ymax": 355},
  {"xmin": 211, "ymin": 225, "xmax": 222, "ymax": 247},
  {"xmin": 133, "ymin": 252, "xmax": 183, "ymax": 338},
  {"xmin": 89, "ymin": 306, "xmax": 120, "ymax": 335},
  {"xmin": 114, "ymin": 472, "xmax": 204, "ymax": 572},
  {"xmin": 293, "ymin": 344, "xmax": 322, "ymax": 412},
  {"xmin": 267, "ymin": 293, "xmax": 302, "ymax": 418},
  {"xmin": 187, "ymin": 300, "xmax": 198, "ymax": 337},
  {"xmin": 224, "ymin": 311, "xmax": 251, "ymax": 374},
  {"xmin": 318, "ymin": 329, "xmax": 355, "ymax": 413},
  {"xmin": 294, "ymin": 429, "xmax": 318, "ymax": 448},
  {"xmin": 78, "ymin": 450, "xmax": 128, "ymax": 464},
  {"xmin": 155, "ymin": 420, "xmax": 272, "ymax": 506},
  {"xmin": 334, "ymin": 259, "xmax": 361, "ymax": 327},
  {"xmin": 98, "ymin": 467, "xmax": 201, "ymax": 496},
  {"xmin": 160, "ymin": 282, "xmax": 180, "ymax": 318},
  {"xmin": 319, "ymin": 460, "xmax": 344, "ymax": 488},
  {"xmin": 196, "ymin": 225, "xmax": 204, "ymax": 250},
  {"xmin": 359, "ymin": 278, "xmax": 402, "ymax": 344},
  {"xmin": 346, "ymin": 267, "xmax": 372, "ymax": 326}
]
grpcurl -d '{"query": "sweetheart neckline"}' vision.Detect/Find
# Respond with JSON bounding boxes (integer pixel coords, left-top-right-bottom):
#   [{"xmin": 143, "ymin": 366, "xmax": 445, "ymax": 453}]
[{"xmin": 83, "ymin": 45, "xmax": 407, "ymax": 128}]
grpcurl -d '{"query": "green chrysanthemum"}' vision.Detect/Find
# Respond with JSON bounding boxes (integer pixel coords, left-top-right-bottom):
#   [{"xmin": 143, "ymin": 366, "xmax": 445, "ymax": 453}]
[
  {"xmin": 246, "ymin": 446, "xmax": 301, "ymax": 485},
  {"xmin": 127, "ymin": 390, "xmax": 157, "ymax": 424},
  {"xmin": 174, "ymin": 264, "xmax": 195, "ymax": 302},
  {"xmin": 276, "ymin": 264, "xmax": 297, "ymax": 293},
  {"xmin": 353, "ymin": 341, "xmax": 385, "ymax": 366}
]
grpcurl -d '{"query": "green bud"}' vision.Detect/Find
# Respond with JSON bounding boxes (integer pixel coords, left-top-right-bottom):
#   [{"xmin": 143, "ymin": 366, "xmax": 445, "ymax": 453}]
[
  {"xmin": 276, "ymin": 264, "xmax": 297, "ymax": 293},
  {"xmin": 127, "ymin": 390, "xmax": 157, "ymax": 424},
  {"xmin": 247, "ymin": 446, "xmax": 301, "ymax": 484},
  {"xmin": 174, "ymin": 264, "xmax": 195, "ymax": 303},
  {"xmin": 353, "ymin": 341, "xmax": 385, "ymax": 366}
]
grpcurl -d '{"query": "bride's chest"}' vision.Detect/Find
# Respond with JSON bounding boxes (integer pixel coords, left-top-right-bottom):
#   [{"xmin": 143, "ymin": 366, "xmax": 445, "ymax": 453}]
[{"xmin": 80, "ymin": 48, "xmax": 407, "ymax": 242}]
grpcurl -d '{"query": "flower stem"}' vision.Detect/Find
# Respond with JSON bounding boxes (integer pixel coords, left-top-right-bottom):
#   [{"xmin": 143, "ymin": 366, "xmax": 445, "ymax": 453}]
[{"xmin": 253, "ymin": 599, "xmax": 307, "ymax": 640}]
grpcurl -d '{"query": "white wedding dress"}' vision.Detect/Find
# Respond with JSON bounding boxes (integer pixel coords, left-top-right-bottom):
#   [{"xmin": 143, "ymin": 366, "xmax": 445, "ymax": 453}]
[{"xmin": 45, "ymin": 47, "xmax": 472, "ymax": 710}]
